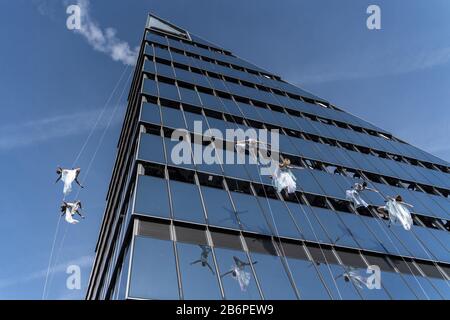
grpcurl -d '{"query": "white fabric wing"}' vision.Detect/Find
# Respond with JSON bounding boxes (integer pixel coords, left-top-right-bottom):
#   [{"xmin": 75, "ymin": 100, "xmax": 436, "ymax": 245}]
[
  {"xmin": 233, "ymin": 266, "xmax": 251, "ymax": 291},
  {"xmin": 386, "ymin": 200, "xmax": 413, "ymax": 230},
  {"xmin": 345, "ymin": 189, "xmax": 369, "ymax": 208},
  {"xmin": 65, "ymin": 208, "xmax": 79, "ymax": 224},
  {"xmin": 272, "ymin": 168, "xmax": 297, "ymax": 194},
  {"xmin": 61, "ymin": 169, "xmax": 77, "ymax": 195},
  {"xmin": 347, "ymin": 271, "xmax": 366, "ymax": 289}
]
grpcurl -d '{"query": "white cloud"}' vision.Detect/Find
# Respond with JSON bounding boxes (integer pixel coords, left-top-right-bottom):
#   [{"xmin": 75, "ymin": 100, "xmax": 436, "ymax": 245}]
[
  {"xmin": 0, "ymin": 255, "xmax": 93, "ymax": 289},
  {"xmin": 0, "ymin": 108, "xmax": 122, "ymax": 151},
  {"xmin": 74, "ymin": 0, "xmax": 138, "ymax": 65}
]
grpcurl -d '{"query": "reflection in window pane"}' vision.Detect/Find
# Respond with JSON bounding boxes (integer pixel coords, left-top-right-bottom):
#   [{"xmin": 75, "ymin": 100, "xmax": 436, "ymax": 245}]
[
  {"xmin": 230, "ymin": 192, "xmax": 271, "ymax": 235},
  {"xmin": 201, "ymin": 186, "xmax": 240, "ymax": 230},
  {"xmin": 215, "ymin": 247, "xmax": 261, "ymax": 300},
  {"xmin": 177, "ymin": 243, "xmax": 222, "ymax": 299},
  {"xmin": 316, "ymin": 264, "xmax": 362, "ymax": 300}
]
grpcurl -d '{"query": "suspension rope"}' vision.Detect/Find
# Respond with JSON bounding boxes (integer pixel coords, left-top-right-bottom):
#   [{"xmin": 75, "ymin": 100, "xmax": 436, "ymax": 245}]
[
  {"xmin": 41, "ymin": 198, "xmax": 63, "ymax": 300},
  {"xmin": 71, "ymin": 65, "xmax": 130, "ymax": 167},
  {"xmin": 42, "ymin": 65, "xmax": 131, "ymax": 300}
]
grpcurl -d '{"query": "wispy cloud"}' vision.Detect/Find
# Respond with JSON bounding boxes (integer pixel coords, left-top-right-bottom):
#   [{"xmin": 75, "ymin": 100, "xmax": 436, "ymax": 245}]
[
  {"xmin": 0, "ymin": 108, "xmax": 122, "ymax": 151},
  {"xmin": 0, "ymin": 255, "xmax": 93, "ymax": 290},
  {"xmin": 290, "ymin": 46, "xmax": 450, "ymax": 85},
  {"xmin": 74, "ymin": 0, "xmax": 138, "ymax": 65},
  {"xmin": 32, "ymin": 0, "xmax": 58, "ymax": 19}
]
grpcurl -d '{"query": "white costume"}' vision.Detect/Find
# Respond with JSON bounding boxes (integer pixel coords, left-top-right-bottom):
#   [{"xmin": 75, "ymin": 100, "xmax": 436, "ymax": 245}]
[
  {"xmin": 385, "ymin": 199, "xmax": 413, "ymax": 231},
  {"xmin": 346, "ymin": 189, "xmax": 369, "ymax": 208},
  {"xmin": 338, "ymin": 268, "xmax": 369, "ymax": 289},
  {"xmin": 221, "ymin": 256, "xmax": 256, "ymax": 292},
  {"xmin": 61, "ymin": 201, "xmax": 82, "ymax": 224},
  {"xmin": 231, "ymin": 265, "xmax": 251, "ymax": 291},
  {"xmin": 59, "ymin": 169, "xmax": 78, "ymax": 195},
  {"xmin": 272, "ymin": 166, "xmax": 297, "ymax": 194}
]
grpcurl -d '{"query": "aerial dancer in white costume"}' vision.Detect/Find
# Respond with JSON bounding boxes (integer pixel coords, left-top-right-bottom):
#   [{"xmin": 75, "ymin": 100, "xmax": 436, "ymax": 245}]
[
  {"xmin": 271, "ymin": 158, "xmax": 297, "ymax": 194},
  {"xmin": 377, "ymin": 195, "xmax": 414, "ymax": 230},
  {"xmin": 60, "ymin": 201, "xmax": 84, "ymax": 224},
  {"xmin": 55, "ymin": 167, "xmax": 84, "ymax": 195},
  {"xmin": 345, "ymin": 181, "xmax": 379, "ymax": 208}
]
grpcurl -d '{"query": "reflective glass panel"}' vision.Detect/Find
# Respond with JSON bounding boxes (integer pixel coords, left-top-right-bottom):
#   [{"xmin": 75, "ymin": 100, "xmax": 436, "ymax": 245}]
[
  {"xmin": 215, "ymin": 247, "xmax": 261, "ymax": 300},
  {"xmin": 129, "ymin": 236, "xmax": 179, "ymax": 299},
  {"xmin": 134, "ymin": 175, "xmax": 171, "ymax": 218},
  {"xmin": 169, "ymin": 180, "xmax": 205, "ymax": 224},
  {"xmin": 201, "ymin": 186, "xmax": 240, "ymax": 230},
  {"xmin": 176, "ymin": 243, "xmax": 222, "ymax": 299}
]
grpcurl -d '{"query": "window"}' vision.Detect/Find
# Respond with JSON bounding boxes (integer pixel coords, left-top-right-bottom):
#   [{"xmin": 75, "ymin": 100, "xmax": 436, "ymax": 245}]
[
  {"xmin": 312, "ymin": 208, "xmax": 359, "ymax": 248},
  {"xmin": 256, "ymin": 198, "xmax": 301, "ymax": 239},
  {"xmin": 155, "ymin": 62, "xmax": 175, "ymax": 78},
  {"xmin": 163, "ymin": 136, "xmax": 195, "ymax": 170},
  {"xmin": 140, "ymin": 102, "xmax": 161, "ymax": 125},
  {"xmin": 178, "ymin": 86, "xmax": 201, "ymax": 106},
  {"xmin": 176, "ymin": 242, "xmax": 222, "ymax": 299},
  {"xmin": 143, "ymin": 78, "xmax": 158, "ymax": 97},
  {"xmin": 214, "ymin": 247, "xmax": 262, "ymax": 299},
  {"xmin": 230, "ymin": 191, "xmax": 271, "ymax": 235},
  {"xmin": 245, "ymin": 236, "xmax": 297, "ymax": 299},
  {"xmin": 339, "ymin": 213, "xmax": 386, "ymax": 253},
  {"xmin": 201, "ymin": 186, "xmax": 240, "ymax": 230},
  {"xmin": 158, "ymin": 81, "xmax": 180, "ymax": 101},
  {"xmin": 315, "ymin": 263, "xmax": 362, "ymax": 300},
  {"xmin": 138, "ymin": 133, "xmax": 165, "ymax": 164},
  {"xmin": 160, "ymin": 106, "xmax": 185, "ymax": 129},
  {"xmin": 281, "ymin": 241, "xmax": 331, "ymax": 300},
  {"xmin": 285, "ymin": 202, "xmax": 331, "ymax": 244},
  {"xmin": 129, "ymin": 236, "xmax": 179, "ymax": 299},
  {"xmin": 134, "ymin": 175, "xmax": 171, "ymax": 219},
  {"xmin": 169, "ymin": 180, "xmax": 205, "ymax": 224}
]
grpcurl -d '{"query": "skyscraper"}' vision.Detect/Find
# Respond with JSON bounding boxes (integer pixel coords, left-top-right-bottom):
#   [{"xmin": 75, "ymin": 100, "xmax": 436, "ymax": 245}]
[{"xmin": 86, "ymin": 14, "xmax": 450, "ymax": 300}]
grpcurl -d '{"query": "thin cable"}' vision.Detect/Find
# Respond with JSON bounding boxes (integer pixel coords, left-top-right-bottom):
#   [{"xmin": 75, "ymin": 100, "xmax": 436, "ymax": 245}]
[
  {"xmin": 41, "ymin": 209, "xmax": 62, "ymax": 300},
  {"xmin": 72, "ymin": 65, "xmax": 129, "ymax": 167},
  {"xmin": 44, "ymin": 69, "xmax": 133, "ymax": 299},
  {"xmin": 43, "ymin": 65, "xmax": 130, "ymax": 299}
]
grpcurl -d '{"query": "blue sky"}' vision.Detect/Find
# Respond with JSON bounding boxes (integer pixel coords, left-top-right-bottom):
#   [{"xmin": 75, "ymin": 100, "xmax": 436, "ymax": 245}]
[{"xmin": 0, "ymin": 0, "xmax": 449, "ymax": 299}]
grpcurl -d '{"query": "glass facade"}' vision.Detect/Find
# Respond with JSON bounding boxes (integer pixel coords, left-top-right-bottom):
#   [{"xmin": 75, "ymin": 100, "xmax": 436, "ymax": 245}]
[{"xmin": 87, "ymin": 14, "xmax": 450, "ymax": 300}]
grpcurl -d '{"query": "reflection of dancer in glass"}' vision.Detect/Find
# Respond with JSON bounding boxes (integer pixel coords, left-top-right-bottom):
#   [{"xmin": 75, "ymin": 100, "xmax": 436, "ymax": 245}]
[
  {"xmin": 345, "ymin": 181, "xmax": 378, "ymax": 208},
  {"xmin": 219, "ymin": 206, "xmax": 247, "ymax": 225},
  {"xmin": 55, "ymin": 167, "xmax": 84, "ymax": 195},
  {"xmin": 190, "ymin": 245, "xmax": 215, "ymax": 275},
  {"xmin": 377, "ymin": 195, "xmax": 414, "ymax": 230},
  {"xmin": 221, "ymin": 256, "xmax": 257, "ymax": 291},
  {"xmin": 335, "ymin": 266, "xmax": 369, "ymax": 289}
]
